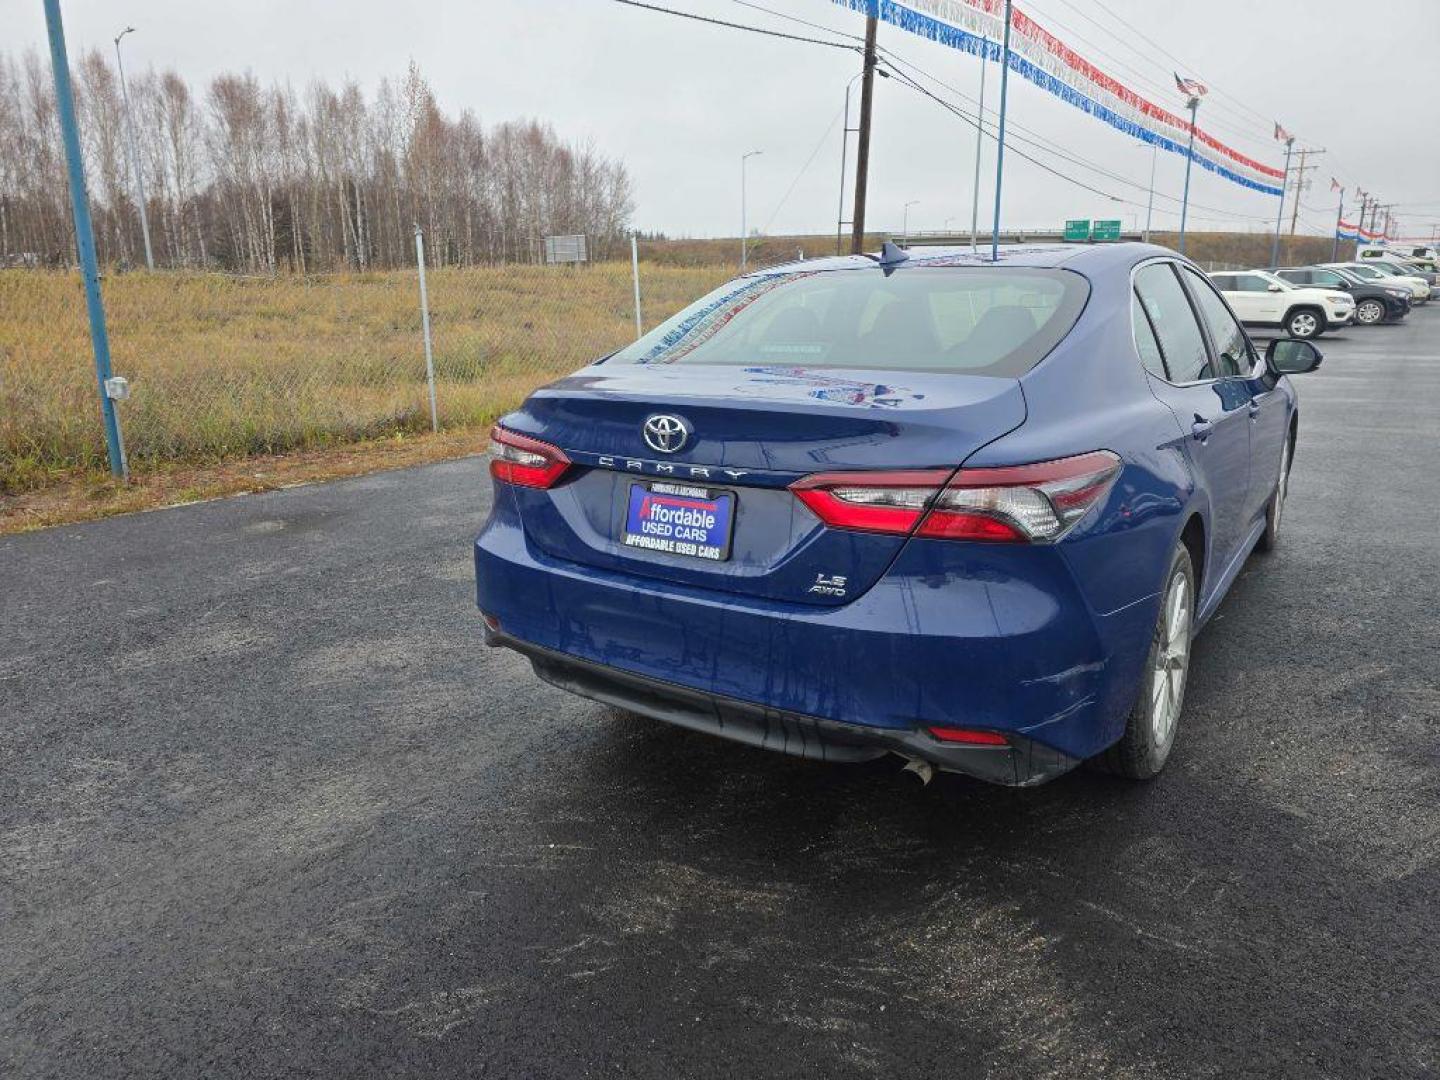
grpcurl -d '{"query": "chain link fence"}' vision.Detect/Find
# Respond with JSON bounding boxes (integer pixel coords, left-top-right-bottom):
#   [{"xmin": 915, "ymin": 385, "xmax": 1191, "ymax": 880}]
[{"xmin": 0, "ymin": 239, "xmax": 737, "ymax": 493}]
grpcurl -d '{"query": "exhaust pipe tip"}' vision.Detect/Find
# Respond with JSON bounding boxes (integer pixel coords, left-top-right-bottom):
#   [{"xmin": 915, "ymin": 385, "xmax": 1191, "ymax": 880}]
[{"xmin": 901, "ymin": 757, "xmax": 935, "ymax": 787}]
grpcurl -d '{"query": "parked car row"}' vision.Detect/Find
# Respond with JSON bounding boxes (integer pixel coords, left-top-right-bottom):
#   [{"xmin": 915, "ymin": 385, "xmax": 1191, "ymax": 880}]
[
  {"xmin": 1358, "ymin": 244, "xmax": 1438, "ymax": 273},
  {"xmin": 1210, "ymin": 259, "xmax": 1431, "ymax": 337}
]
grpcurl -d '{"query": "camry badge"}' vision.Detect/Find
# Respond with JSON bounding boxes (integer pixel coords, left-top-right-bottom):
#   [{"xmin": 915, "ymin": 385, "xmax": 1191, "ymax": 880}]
[{"xmin": 642, "ymin": 414, "xmax": 690, "ymax": 454}]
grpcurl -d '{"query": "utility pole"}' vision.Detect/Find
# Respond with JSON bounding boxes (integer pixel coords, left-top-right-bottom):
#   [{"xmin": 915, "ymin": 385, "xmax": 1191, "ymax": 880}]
[
  {"xmin": 1288, "ymin": 147, "xmax": 1324, "ymax": 237},
  {"xmin": 1269, "ymin": 135, "xmax": 1294, "ymax": 268},
  {"xmin": 113, "ymin": 27, "xmax": 154, "ymax": 270},
  {"xmin": 849, "ymin": 11, "xmax": 879, "ymax": 254},
  {"xmin": 988, "ymin": 0, "xmax": 1014, "ymax": 262},
  {"xmin": 46, "ymin": 0, "xmax": 127, "ymax": 477},
  {"xmin": 1371, "ymin": 202, "xmax": 1395, "ymax": 242}
]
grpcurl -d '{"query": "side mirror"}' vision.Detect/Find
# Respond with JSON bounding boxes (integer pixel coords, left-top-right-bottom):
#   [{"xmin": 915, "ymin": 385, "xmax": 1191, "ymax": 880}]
[
  {"xmin": 1266, "ymin": 338, "xmax": 1323, "ymax": 376},
  {"xmin": 1266, "ymin": 283, "xmax": 1283, "ymax": 292}
]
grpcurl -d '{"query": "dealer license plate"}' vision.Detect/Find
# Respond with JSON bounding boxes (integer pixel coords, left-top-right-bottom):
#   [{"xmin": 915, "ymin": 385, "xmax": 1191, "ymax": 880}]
[{"xmin": 622, "ymin": 482, "xmax": 735, "ymax": 562}]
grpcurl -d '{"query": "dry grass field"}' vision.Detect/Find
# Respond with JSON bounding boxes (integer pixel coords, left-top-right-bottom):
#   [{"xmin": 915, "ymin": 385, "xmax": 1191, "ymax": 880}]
[
  {"xmin": 0, "ymin": 262, "xmax": 731, "ymax": 496},
  {"xmin": 0, "ymin": 229, "xmax": 1347, "ymax": 527}
]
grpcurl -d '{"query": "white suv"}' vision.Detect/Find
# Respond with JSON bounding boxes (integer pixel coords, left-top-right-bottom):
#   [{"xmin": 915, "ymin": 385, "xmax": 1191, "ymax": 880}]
[{"xmin": 1208, "ymin": 269, "xmax": 1353, "ymax": 338}]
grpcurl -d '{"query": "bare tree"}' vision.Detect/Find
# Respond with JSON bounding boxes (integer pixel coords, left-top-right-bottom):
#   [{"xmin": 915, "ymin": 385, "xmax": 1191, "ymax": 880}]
[{"xmin": 0, "ymin": 52, "xmax": 632, "ymax": 271}]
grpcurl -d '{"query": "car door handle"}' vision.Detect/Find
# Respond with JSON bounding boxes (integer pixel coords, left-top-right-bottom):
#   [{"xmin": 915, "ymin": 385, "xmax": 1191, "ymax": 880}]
[{"xmin": 1191, "ymin": 416, "xmax": 1214, "ymax": 442}]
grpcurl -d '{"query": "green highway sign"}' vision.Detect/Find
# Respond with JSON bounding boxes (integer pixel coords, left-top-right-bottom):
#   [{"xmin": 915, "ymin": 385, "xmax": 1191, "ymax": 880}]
[
  {"xmin": 1092, "ymin": 219, "xmax": 1123, "ymax": 241},
  {"xmin": 1063, "ymin": 219, "xmax": 1091, "ymax": 242}
]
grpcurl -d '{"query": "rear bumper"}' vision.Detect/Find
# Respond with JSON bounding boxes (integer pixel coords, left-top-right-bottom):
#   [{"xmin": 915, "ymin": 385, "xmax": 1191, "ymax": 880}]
[
  {"xmin": 475, "ymin": 495, "xmax": 1164, "ymax": 783},
  {"xmin": 489, "ymin": 631, "xmax": 1080, "ymax": 786}
]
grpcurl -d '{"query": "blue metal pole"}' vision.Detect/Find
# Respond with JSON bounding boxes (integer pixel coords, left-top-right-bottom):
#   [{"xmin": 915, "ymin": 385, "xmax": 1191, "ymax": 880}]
[
  {"xmin": 44, "ymin": 0, "xmax": 127, "ymax": 478},
  {"xmin": 1177, "ymin": 97, "xmax": 1198, "ymax": 256},
  {"xmin": 988, "ymin": 0, "xmax": 1013, "ymax": 262},
  {"xmin": 1269, "ymin": 138, "xmax": 1294, "ymax": 269}
]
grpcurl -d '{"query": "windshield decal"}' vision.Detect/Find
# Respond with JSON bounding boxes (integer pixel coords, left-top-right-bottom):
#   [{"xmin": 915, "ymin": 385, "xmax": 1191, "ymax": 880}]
[
  {"xmin": 635, "ymin": 272, "xmax": 821, "ymax": 365},
  {"xmin": 738, "ymin": 366, "xmax": 927, "ymax": 409}
]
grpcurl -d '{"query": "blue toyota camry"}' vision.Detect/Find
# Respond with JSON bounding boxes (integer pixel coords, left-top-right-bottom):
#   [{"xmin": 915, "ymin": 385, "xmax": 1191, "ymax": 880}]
[{"xmin": 474, "ymin": 242, "xmax": 1321, "ymax": 786}]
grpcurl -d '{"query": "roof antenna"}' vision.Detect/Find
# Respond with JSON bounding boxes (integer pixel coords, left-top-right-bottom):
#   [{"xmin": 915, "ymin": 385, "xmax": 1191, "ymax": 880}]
[{"xmin": 878, "ymin": 240, "xmax": 909, "ymax": 267}]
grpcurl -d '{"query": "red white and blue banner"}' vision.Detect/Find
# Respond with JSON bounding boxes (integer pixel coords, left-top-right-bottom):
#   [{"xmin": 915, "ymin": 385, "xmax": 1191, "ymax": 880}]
[
  {"xmin": 832, "ymin": 0, "xmax": 1286, "ymax": 197},
  {"xmin": 1337, "ymin": 220, "xmax": 1392, "ymax": 243}
]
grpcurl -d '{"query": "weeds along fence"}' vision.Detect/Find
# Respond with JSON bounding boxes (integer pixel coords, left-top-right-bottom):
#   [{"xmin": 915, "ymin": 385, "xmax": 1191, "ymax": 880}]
[{"xmin": 0, "ymin": 247, "xmax": 734, "ymax": 493}]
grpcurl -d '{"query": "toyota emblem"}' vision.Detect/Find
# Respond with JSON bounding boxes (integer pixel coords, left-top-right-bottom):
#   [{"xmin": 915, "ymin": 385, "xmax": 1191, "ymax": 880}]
[{"xmin": 642, "ymin": 414, "xmax": 690, "ymax": 454}]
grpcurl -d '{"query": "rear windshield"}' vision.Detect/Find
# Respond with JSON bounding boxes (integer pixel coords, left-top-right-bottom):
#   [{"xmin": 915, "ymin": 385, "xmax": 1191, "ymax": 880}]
[{"xmin": 607, "ymin": 267, "xmax": 1090, "ymax": 377}]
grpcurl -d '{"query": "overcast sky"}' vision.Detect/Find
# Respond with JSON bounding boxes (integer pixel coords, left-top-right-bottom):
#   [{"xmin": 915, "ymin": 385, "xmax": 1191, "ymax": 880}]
[{"xmin": 15, "ymin": 0, "xmax": 1440, "ymax": 241}]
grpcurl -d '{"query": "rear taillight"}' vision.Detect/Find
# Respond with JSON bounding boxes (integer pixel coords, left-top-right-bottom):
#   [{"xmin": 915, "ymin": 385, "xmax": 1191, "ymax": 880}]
[
  {"xmin": 790, "ymin": 451, "xmax": 1121, "ymax": 543},
  {"xmin": 489, "ymin": 425, "xmax": 571, "ymax": 489}
]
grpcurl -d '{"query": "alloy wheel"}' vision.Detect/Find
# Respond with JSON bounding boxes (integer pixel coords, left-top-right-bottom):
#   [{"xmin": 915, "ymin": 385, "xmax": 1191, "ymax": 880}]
[
  {"xmin": 1273, "ymin": 435, "xmax": 1291, "ymax": 537},
  {"xmin": 1289, "ymin": 311, "xmax": 1319, "ymax": 338},
  {"xmin": 1150, "ymin": 570, "xmax": 1191, "ymax": 746},
  {"xmin": 1355, "ymin": 299, "xmax": 1384, "ymax": 325}
]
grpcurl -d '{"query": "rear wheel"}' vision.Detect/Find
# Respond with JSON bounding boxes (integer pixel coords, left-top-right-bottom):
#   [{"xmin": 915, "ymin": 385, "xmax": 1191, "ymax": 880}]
[
  {"xmin": 1285, "ymin": 307, "xmax": 1323, "ymax": 339},
  {"xmin": 1256, "ymin": 430, "xmax": 1292, "ymax": 553},
  {"xmin": 1354, "ymin": 298, "xmax": 1386, "ymax": 325},
  {"xmin": 1093, "ymin": 545, "xmax": 1194, "ymax": 780}
]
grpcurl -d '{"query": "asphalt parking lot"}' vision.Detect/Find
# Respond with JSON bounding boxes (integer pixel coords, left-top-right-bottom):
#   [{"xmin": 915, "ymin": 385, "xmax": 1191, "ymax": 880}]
[{"xmin": 4, "ymin": 310, "xmax": 1438, "ymax": 1079}]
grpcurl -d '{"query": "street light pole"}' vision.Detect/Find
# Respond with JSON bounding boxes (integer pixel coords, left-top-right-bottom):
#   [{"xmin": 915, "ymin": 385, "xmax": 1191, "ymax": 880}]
[
  {"xmin": 740, "ymin": 149, "xmax": 762, "ymax": 270},
  {"xmin": 46, "ymin": 0, "xmax": 127, "ymax": 477},
  {"xmin": 113, "ymin": 27, "xmax": 154, "ymax": 270},
  {"xmin": 1177, "ymin": 96, "xmax": 1200, "ymax": 256},
  {"xmin": 970, "ymin": 34, "xmax": 989, "ymax": 250},
  {"xmin": 836, "ymin": 72, "xmax": 863, "ymax": 256},
  {"xmin": 1143, "ymin": 142, "xmax": 1157, "ymax": 244},
  {"xmin": 988, "ymin": 0, "xmax": 1014, "ymax": 262},
  {"xmin": 902, "ymin": 200, "xmax": 919, "ymax": 241}
]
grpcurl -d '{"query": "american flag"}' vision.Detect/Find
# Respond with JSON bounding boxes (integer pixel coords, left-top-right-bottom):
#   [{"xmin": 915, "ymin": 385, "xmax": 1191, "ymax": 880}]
[
  {"xmin": 1174, "ymin": 73, "xmax": 1207, "ymax": 98},
  {"xmin": 1274, "ymin": 121, "xmax": 1293, "ymax": 142}
]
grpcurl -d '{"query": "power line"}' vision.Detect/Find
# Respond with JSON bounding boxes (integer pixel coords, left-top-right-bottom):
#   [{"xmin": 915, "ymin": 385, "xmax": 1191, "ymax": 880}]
[
  {"xmin": 1022, "ymin": 0, "xmax": 1277, "ymax": 150},
  {"xmin": 760, "ymin": 103, "xmax": 846, "ymax": 234},
  {"xmin": 608, "ymin": 0, "xmax": 860, "ymax": 50},
  {"xmin": 727, "ymin": 0, "xmax": 865, "ymax": 42},
  {"xmin": 1084, "ymin": 0, "xmax": 1279, "ymax": 133},
  {"xmin": 881, "ymin": 63, "xmax": 1148, "ymax": 209},
  {"xmin": 876, "ymin": 47, "xmax": 1274, "ymax": 224},
  {"xmin": 613, "ymin": 0, "xmax": 1301, "ymax": 231}
]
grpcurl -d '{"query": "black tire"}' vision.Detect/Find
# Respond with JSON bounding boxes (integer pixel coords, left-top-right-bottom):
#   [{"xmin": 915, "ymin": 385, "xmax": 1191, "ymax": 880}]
[
  {"xmin": 1256, "ymin": 429, "xmax": 1292, "ymax": 553},
  {"xmin": 1092, "ymin": 545, "xmax": 1194, "ymax": 780},
  {"xmin": 1285, "ymin": 306, "xmax": 1324, "ymax": 339},
  {"xmin": 1354, "ymin": 298, "xmax": 1386, "ymax": 326}
]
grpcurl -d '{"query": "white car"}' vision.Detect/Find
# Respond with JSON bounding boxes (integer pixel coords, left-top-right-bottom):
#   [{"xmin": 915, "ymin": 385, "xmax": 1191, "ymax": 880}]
[
  {"xmin": 1327, "ymin": 262, "xmax": 1431, "ymax": 302},
  {"xmin": 1207, "ymin": 269, "xmax": 1353, "ymax": 338}
]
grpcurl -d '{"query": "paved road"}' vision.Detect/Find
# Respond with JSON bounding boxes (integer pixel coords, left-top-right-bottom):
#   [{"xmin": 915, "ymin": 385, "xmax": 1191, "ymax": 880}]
[{"xmin": 4, "ymin": 312, "xmax": 1438, "ymax": 1079}]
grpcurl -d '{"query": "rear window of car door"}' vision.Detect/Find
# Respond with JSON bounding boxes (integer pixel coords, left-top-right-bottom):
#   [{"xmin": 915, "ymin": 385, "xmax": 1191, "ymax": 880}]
[
  {"xmin": 1134, "ymin": 263, "xmax": 1212, "ymax": 382},
  {"xmin": 1230, "ymin": 273, "xmax": 1272, "ymax": 293},
  {"xmin": 1181, "ymin": 267, "xmax": 1253, "ymax": 377}
]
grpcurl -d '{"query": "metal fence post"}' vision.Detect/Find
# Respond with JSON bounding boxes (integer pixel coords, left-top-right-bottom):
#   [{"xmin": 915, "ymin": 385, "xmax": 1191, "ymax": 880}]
[
  {"xmin": 630, "ymin": 234, "xmax": 643, "ymax": 340},
  {"xmin": 414, "ymin": 225, "xmax": 439, "ymax": 433},
  {"xmin": 45, "ymin": 0, "xmax": 127, "ymax": 479}
]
